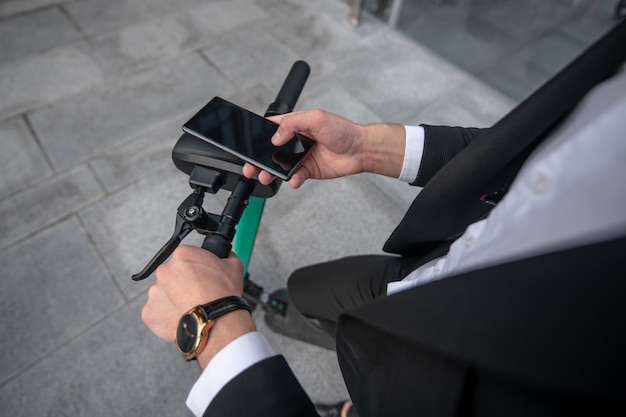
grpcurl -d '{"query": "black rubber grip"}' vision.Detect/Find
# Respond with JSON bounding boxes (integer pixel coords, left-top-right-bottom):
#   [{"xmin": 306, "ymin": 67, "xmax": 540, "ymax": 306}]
[
  {"xmin": 201, "ymin": 235, "xmax": 231, "ymax": 259},
  {"xmin": 266, "ymin": 60, "xmax": 310, "ymax": 116}
]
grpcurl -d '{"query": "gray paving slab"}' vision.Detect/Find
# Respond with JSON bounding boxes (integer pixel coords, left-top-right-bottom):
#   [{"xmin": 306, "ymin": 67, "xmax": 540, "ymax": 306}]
[
  {"xmin": 0, "ymin": 295, "xmax": 198, "ymax": 417},
  {"xmin": 260, "ymin": 12, "xmax": 371, "ymax": 75},
  {"xmin": 0, "ymin": 0, "xmax": 74, "ymax": 18},
  {"xmin": 281, "ymin": 0, "xmax": 352, "ymax": 20},
  {"xmin": 0, "ymin": 164, "xmax": 104, "ymax": 249},
  {"xmin": 0, "ymin": 216, "xmax": 124, "ymax": 386},
  {"xmin": 29, "ymin": 53, "xmax": 232, "ymax": 171},
  {"xmin": 200, "ymin": 24, "xmax": 301, "ymax": 91},
  {"xmin": 298, "ymin": 85, "xmax": 384, "ymax": 124},
  {"xmin": 0, "ymin": 116, "xmax": 53, "ymax": 199},
  {"xmin": 88, "ymin": 113, "xmax": 185, "ymax": 193},
  {"xmin": 63, "ymin": 0, "xmax": 217, "ymax": 36},
  {"xmin": 180, "ymin": 0, "xmax": 271, "ymax": 35},
  {"xmin": 224, "ymin": 84, "xmax": 276, "ymax": 116},
  {"xmin": 0, "ymin": 6, "xmax": 82, "ymax": 64},
  {"xmin": 63, "ymin": 0, "xmax": 170, "ymax": 36},
  {"xmin": 0, "ymin": 42, "xmax": 104, "ymax": 120},
  {"xmin": 413, "ymin": 77, "xmax": 514, "ymax": 127},
  {"xmin": 86, "ymin": 0, "xmax": 270, "ymax": 78},
  {"xmin": 325, "ymin": 43, "xmax": 467, "ymax": 123},
  {"xmin": 88, "ymin": 14, "xmax": 212, "ymax": 78}
]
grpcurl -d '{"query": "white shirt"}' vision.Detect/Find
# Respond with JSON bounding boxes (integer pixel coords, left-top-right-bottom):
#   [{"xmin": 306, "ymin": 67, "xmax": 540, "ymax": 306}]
[
  {"xmin": 389, "ymin": 68, "xmax": 626, "ymax": 294},
  {"xmin": 187, "ymin": 70, "xmax": 626, "ymax": 416}
]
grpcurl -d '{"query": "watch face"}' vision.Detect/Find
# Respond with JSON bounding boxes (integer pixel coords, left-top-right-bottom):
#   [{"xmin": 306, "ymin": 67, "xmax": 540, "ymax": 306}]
[{"xmin": 177, "ymin": 313, "xmax": 198, "ymax": 354}]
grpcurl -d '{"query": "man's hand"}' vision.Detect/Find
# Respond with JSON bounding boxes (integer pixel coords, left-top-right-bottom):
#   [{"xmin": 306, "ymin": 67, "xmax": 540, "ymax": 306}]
[
  {"xmin": 243, "ymin": 109, "xmax": 406, "ymax": 189},
  {"xmin": 142, "ymin": 245, "xmax": 255, "ymax": 368}
]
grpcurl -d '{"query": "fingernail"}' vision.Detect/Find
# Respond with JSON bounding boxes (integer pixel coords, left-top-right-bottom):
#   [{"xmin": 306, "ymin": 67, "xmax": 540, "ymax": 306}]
[{"xmin": 271, "ymin": 131, "xmax": 281, "ymax": 145}]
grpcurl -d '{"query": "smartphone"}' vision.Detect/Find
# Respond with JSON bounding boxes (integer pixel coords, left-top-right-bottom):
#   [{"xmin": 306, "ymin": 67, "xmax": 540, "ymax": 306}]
[{"xmin": 182, "ymin": 97, "xmax": 313, "ymax": 180}]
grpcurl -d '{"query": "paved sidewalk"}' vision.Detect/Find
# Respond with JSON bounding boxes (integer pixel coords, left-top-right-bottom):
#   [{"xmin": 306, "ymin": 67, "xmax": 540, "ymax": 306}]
[{"xmin": 0, "ymin": 0, "xmax": 513, "ymax": 415}]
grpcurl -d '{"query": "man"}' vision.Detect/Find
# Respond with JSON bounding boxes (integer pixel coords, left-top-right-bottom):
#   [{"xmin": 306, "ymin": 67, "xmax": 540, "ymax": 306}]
[{"xmin": 142, "ymin": 20, "xmax": 626, "ymax": 417}]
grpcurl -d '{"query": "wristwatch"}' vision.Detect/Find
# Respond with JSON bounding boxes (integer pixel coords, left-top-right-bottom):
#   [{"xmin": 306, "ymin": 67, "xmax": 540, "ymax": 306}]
[{"xmin": 175, "ymin": 295, "xmax": 251, "ymax": 361}]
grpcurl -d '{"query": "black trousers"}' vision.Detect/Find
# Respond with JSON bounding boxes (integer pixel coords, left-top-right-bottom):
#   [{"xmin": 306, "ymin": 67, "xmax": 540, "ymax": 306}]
[{"xmin": 286, "ymin": 242, "xmax": 451, "ymax": 329}]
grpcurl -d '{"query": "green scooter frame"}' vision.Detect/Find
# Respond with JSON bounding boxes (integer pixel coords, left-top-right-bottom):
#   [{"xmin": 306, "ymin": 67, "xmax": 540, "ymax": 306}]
[{"xmin": 233, "ymin": 196, "xmax": 265, "ymax": 277}]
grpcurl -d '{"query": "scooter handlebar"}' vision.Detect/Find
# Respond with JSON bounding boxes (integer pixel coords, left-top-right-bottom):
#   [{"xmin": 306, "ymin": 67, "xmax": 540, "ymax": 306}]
[
  {"xmin": 265, "ymin": 60, "xmax": 310, "ymax": 116},
  {"xmin": 202, "ymin": 61, "xmax": 310, "ymax": 258}
]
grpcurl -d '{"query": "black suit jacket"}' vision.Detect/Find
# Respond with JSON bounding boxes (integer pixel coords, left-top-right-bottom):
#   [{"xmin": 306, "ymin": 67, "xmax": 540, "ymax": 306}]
[
  {"xmin": 204, "ymin": 19, "xmax": 626, "ymax": 417},
  {"xmin": 384, "ymin": 17, "xmax": 626, "ymax": 256}
]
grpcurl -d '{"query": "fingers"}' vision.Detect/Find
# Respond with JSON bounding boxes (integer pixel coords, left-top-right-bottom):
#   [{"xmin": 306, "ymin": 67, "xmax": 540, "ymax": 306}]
[
  {"xmin": 288, "ymin": 167, "xmax": 310, "ymax": 189},
  {"xmin": 140, "ymin": 244, "xmax": 254, "ymax": 369},
  {"xmin": 270, "ymin": 110, "xmax": 313, "ymax": 146},
  {"xmin": 163, "ymin": 246, "xmax": 245, "ymax": 305},
  {"xmin": 167, "ymin": 245, "xmax": 244, "ymax": 290},
  {"xmin": 242, "ymin": 162, "xmax": 277, "ymax": 185},
  {"xmin": 246, "ymin": 110, "xmax": 325, "ymax": 187},
  {"xmin": 142, "ymin": 246, "xmax": 245, "ymax": 342},
  {"xmin": 142, "ymin": 283, "xmax": 179, "ymax": 343},
  {"xmin": 242, "ymin": 162, "xmax": 260, "ymax": 178},
  {"xmin": 243, "ymin": 163, "xmax": 276, "ymax": 185},
  {"xmin": 266, "ymin": 114, "xmax": 285, "ymax": 124}
]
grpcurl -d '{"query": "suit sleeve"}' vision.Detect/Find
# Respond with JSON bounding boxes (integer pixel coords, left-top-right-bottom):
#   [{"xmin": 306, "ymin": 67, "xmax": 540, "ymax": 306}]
[
  {"xmin": 204, "ymin": 355, "xmax": 320, "ymax": 417},
  {"xmin": 412, "ymin": 125, "xmax": 486, "ymax": 187}
]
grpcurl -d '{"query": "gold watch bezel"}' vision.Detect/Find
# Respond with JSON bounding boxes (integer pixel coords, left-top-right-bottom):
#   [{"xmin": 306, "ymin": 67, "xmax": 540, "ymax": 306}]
[{"xmin": 176, "ymin": 306, "xmax": 216, "ymax": 361}]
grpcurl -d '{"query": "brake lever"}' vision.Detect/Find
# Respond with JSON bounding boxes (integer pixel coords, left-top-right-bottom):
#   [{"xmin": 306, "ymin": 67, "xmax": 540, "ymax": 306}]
[
  {"xmin": 131, "ymin": 215, "xmax": 193, "ymax": 281},
  {"xmin": 132, "ymin": 188, "xmax": 218, "ymax": 281}
]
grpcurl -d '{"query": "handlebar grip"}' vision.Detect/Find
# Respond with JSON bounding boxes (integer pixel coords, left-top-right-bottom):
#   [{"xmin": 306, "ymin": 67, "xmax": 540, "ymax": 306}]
[
  {"xmin": 202, "ymin": 235, "xmax": 231, "ymax": 259},
  {"xmin": 265, "ymin": 60, "xmax": 310, "ymax": 116}
]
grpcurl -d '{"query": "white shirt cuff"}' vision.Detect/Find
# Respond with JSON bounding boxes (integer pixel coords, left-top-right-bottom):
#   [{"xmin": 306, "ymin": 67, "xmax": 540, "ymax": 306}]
[
  {"xmin": 186, "ymin": 331, "xmax": 275, "ymax": 417},
  {"xmin": 398, "ymin": 125, "xmax": 425, "ymax": 183}
]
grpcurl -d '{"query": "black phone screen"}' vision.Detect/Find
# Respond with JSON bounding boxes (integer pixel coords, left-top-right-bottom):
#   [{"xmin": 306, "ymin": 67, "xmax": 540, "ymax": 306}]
[{"xmin": 182, "ymin": 97, "xmax": 313, "ymax": 180}]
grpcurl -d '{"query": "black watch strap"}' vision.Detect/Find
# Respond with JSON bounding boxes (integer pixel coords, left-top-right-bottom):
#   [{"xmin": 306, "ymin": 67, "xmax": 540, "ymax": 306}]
[{"xmin": 199, "ymin": 295, "xmax": 251, "ymax": 321}]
